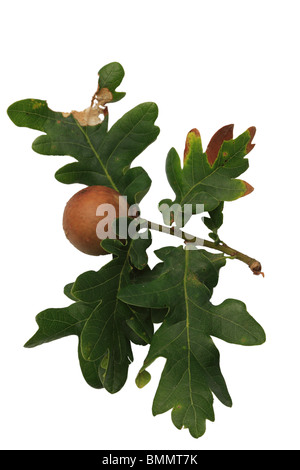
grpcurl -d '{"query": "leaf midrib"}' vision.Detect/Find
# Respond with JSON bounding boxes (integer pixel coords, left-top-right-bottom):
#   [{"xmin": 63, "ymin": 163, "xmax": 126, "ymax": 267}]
[
  {"xmin": 74, "ymin": 118, "xmax": 118, "ymax": 191},
  {"xmin": 183, "ymin": 249, "xmax": 198, "ymax": 434},
  {"xmin": 75, "ymin": 102, "xmax": 156, "ymax": 195}
]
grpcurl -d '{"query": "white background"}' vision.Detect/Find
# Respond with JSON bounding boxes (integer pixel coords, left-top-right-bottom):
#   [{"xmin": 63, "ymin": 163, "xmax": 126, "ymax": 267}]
[{"xmin": 1, "ymin": 0, "xmax": 300, "ymax": 451}]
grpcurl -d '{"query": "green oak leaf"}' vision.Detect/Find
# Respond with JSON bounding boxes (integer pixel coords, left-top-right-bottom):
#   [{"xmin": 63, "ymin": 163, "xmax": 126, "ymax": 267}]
[
  {"xmin": 118, "ymin": 245, "xmax": 265, "ymax": 438},
  {"xmin": 24, "ymin": 302, "xmax": 93, "ymax": 348},
  {"xmin": 24, "ymin": 301, "xmax": 103, "ymax": 389},
  {"xmin": 25, "ymin": 232, "xmax": 155, "ymax": 393},
  {"xmin": 159, "ymin": 125, "xmax": 256, "ymax": 227},
  {"xmin": 97, "ymin": 62, "xmax": 126, "ymax": 103},
  {"xmin": 7, "ymin": 62, "xmax": 159, "ymax": 205}
]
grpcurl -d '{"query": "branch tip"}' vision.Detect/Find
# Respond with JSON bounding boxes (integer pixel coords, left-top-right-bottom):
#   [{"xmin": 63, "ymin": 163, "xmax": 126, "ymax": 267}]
[{"xmin": 249, "ymin": 261, "xmax": 264, "ymax": 277}]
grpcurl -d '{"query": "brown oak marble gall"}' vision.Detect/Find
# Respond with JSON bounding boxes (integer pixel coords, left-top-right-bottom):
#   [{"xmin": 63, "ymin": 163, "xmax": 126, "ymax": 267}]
[{"xmin": 63, "ymin": 186, "xmax": 129, "ymax": 256}]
